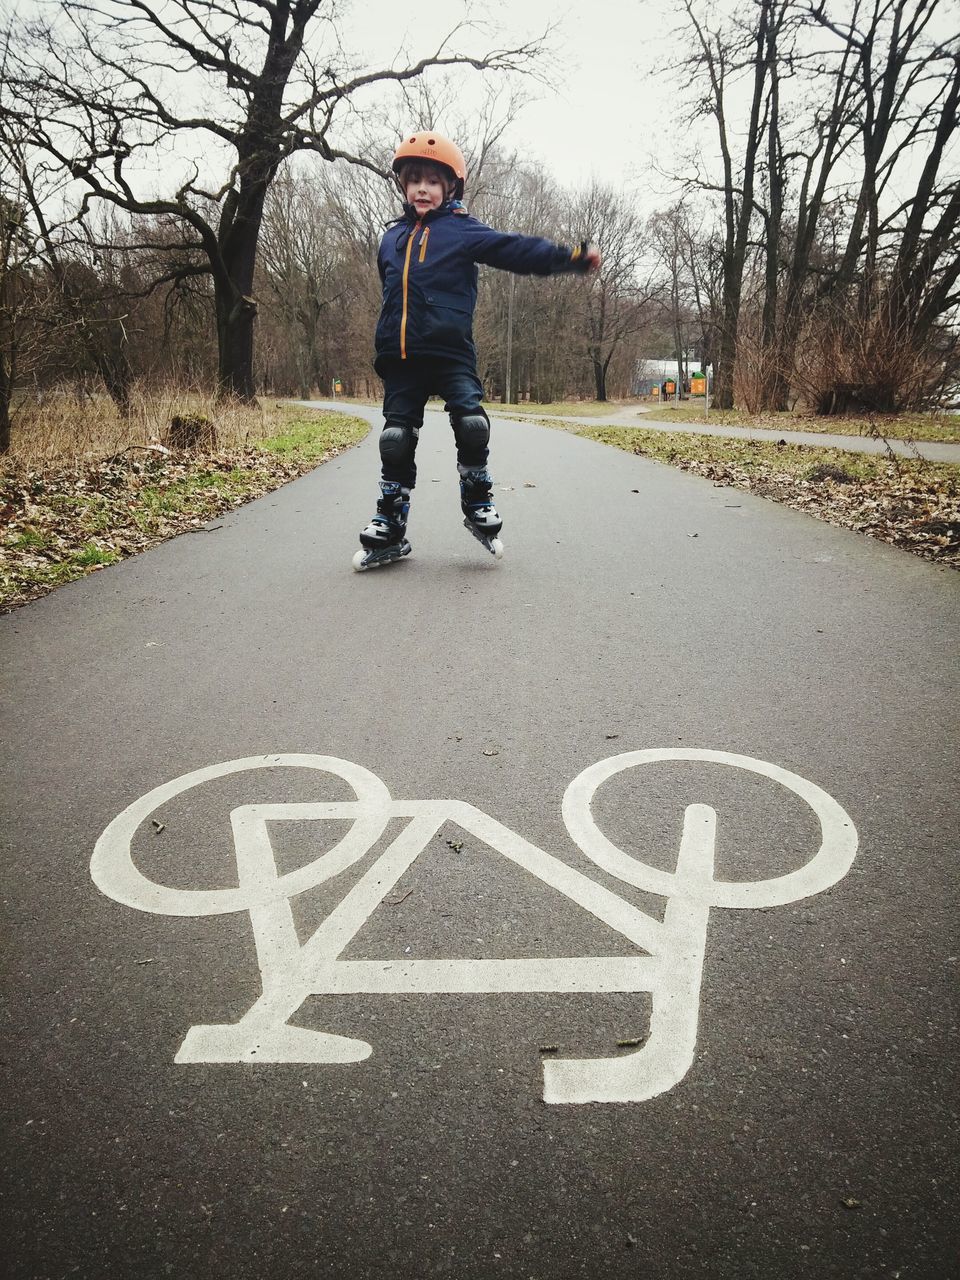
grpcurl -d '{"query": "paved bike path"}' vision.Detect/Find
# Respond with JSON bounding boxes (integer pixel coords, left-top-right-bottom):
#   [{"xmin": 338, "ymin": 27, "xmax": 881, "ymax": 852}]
[{"xmin": 2, "ymin": 405, "xmax": 958, "ymax": 1279}]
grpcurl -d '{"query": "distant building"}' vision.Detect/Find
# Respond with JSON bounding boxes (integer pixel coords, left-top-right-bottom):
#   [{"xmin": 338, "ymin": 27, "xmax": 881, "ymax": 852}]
[{"xmin": 633, "ymin": 359, "xmax": 711, "ymax": 399}]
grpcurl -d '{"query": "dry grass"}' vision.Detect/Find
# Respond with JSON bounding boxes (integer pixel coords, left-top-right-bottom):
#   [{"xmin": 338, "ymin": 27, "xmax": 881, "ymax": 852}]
[{"xmin": 7, "ymin": 386, "xmax": 296, "ymax": 465}]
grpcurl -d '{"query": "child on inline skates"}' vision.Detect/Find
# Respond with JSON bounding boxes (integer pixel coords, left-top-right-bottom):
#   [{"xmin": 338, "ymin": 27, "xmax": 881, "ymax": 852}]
[{"xmin": 353, "ymin": 130, "xmax": 601, "ymax": 570}]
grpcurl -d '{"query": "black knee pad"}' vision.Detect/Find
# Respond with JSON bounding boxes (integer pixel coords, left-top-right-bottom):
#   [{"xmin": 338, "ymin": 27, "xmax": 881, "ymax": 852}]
[
  {"xmin": 379, "ymin": 421, "xmax": 419, "ymax": 489},
  {"xmin": 451, "ymin": 410, "xmax": 490, "ymax": 465},
  {"xmin": 379, "ymin": 422, "xmax": 418, "ymax": 472}
]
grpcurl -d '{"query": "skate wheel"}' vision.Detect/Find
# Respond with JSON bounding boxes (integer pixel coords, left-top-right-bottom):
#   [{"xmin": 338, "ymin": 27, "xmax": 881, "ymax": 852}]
[
  {"xmin": 490, "ymin": 537, "xmax": 504, "ymax": 559},
  {"xmin": 351, "ymin": 548, "xmax": 368, "ymax": 571}
]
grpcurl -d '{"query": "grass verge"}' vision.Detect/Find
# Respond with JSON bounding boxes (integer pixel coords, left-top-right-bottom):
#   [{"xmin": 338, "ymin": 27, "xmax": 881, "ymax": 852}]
[
  {"xmin": 1, "ymin": 405, "xmax": 369, "ymax": 611},
  {"xmin": 491, "ymin": 399, "xmax": 960, "ymax": 442},
  {"xmin": 633, "ymin": 403, "xmax": 960, "ymax": 443},
  {"xmin": 541, "ymin": 421, "xmax": 960, "ymax": 569}
]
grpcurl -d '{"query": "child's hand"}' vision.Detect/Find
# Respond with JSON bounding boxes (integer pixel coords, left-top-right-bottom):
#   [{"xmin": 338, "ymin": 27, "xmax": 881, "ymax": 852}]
[{"xmin": 584, "ymin": 243, "xmax": 601, "ymax": 272}]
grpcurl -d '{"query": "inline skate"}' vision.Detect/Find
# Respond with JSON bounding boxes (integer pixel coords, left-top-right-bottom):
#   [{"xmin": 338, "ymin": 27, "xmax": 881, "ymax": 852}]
[
  {"xmin": 352, "ymin": 481, "xmax": 412, "ymax": 571},
  {"xmin": 460, "ymin": 467, "xmax": 504, "ymax": 559}
]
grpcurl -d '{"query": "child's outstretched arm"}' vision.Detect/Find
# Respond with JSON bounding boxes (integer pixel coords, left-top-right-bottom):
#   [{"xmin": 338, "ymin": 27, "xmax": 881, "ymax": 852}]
[{"xmin": 464, "ymin": 221, "xmax": 601, "ymax": 276}]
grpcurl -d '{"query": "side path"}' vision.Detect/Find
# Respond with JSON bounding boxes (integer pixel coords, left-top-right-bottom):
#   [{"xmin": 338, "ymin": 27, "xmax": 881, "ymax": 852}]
[
  {"xmin": 488, "ymin": 406, "xmax": 960, "ymax": 463},
  {"xmin": 304, "ymin": 398, "xmax": 960, "ymax": 462}
]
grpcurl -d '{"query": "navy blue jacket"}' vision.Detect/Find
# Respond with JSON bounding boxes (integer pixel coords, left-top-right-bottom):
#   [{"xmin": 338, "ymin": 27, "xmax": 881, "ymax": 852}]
[{"xmin": 374, "ymin": 201, "xmax": 588, "ymax": 368}]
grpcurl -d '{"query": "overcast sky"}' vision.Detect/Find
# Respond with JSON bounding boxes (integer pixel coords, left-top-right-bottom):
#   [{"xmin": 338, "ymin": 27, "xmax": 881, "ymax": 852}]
[
  {"xmin": 9, "ymin": 0, "xmax": 690, "ymax": 208},
  {"xmin": 335, "ymin": 0, "xmax": 685, "ymax": 203},
  {"xmin": 14, "ymin": 0, "xmax": 955, "ymax": 212},
  {"xmin": 334, "ymin": 0, "xmax": 958, "ymax": 217}
]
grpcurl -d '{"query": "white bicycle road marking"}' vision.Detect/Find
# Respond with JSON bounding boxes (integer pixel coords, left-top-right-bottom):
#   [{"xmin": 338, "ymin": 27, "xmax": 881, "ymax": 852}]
[{"xmin": 91, "ymin": 749, "xmax": 858, "ymax": 1105}]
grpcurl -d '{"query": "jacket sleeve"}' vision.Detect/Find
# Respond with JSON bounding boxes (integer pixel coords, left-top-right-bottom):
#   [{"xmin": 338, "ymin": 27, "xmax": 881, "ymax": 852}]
[{"xmin": 462, "ymin": 219, "xmax": 589, "ymax": 276}]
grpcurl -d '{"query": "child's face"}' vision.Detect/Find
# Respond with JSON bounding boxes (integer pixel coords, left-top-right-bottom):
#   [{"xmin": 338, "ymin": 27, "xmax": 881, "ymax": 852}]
[{"xmin": 404, "ymin": 167, "xmax": 449, "ymax": 215}]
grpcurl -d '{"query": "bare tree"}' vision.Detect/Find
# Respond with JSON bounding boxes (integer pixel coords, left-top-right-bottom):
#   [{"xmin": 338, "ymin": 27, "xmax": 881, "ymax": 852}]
[
  {"xmin": 0, "ymin": 100, "xmax": 31, "ymax": 451},
  {"xmin": 675, "ymin": 0, "xmax": 959, "ymax": 413},
  {"xmin": 258, "ymin": 169, "xmax": 342, "ymax": 397},
  {"xmin": 680, "ymin": 211, "xmax": 724, "ymax": 377},
  {"xmin": 0, "ymin": 35, "xmax": 54, "ymax": 450},
  {"xmin": 754, "ymin": 0, "xmax": 792, "ymax": 409},
  {"xmin": 567, "ymin": 183, "xmax": 661, "ymax": 401},
  {"xmin": 681, "ymin": 0, "xmax": 778, "ymax": 409},
  {"xmin": 759, "ymin": 5, "xmax": 861, "ymax": 409},
  {"xmin": 806, "ymin": 0, "xmax": 960, "ymax": 411},
  {"xmin": 0, "ymin": 189, "xmax": 31, "ymax": 453},
  {"xmin": 649, "ymin": 205, "xmax": 688, "ymax": 391},
  {"xmin": 471, "ymin": 156, "xmax": 568, "ymax": 400},
  {"xmin": 3, "ymin": 1, "xmax": 545, "ymax": 402}
]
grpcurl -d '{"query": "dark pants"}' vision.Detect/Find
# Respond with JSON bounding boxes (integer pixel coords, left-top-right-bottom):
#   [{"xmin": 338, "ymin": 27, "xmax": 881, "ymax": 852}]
[{"xmin": 376, "ymin": 356, "xmax": 487, "ymax": 489}]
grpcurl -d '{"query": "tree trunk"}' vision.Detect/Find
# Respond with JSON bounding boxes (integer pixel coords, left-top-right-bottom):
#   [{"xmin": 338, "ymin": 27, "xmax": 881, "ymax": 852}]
[
  {"xmin": 214, "ymin": 151, "xmax": 273, "ymax": 402},
  {"xmin": 758, "ymin": 34, "xmax": 784, "ymax": 411},
  {"xmin": 768, "ymin": 308, "xmax": 799, "ymax": 410},
  {"xmin": 673, "ymin": 279, "xmax": 684, "ymax": 397},
  {"xmin": 99, "ymin": 349, "xmax": 133, "ymax": 417},
  {"xmin": 215, "ymin": 281, "xmax": 258, "ymax": 402},
  {"xmin": 714, "ymin": 0, "xmax": 772, "ymax": 411},
  {"xmin": 0, "ymin": 355, "xmax": 12, "ymax": 454},
  {"xmin": 713, "ymin": 273, "xmax": 741, "ymax": 409},
  {"xmin": 592, "ymin": 354, "xmax": 607, "ymax": 401},
  {"xmin": 295, "ymin": 322, "xmax": 313, "ymax": 399}
]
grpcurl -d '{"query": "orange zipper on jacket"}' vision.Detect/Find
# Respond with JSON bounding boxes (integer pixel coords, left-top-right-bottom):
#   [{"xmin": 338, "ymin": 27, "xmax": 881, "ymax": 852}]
[
  {"xmin": 399, "ymin": 219, "xmax": 422, "ymax": 360},
  {"xmin": 418, "ymin": 226, "xmax": 430, "ymax": 262}
]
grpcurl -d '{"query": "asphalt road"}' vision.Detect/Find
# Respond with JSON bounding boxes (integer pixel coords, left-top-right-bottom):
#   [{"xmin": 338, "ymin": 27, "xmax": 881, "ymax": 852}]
[{"xmin": 2, "ymin": 404, "xmax": 958, "ymax": 1280}]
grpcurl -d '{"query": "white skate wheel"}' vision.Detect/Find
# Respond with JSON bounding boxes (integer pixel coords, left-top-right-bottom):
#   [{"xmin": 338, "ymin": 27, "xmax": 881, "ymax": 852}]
[
  {"xmin": 491, "ymin": 537, "xmax": 504, "ymax": 559},
  {"xmin": 351, "ymin": 549, "xmax": 367, "ymax": 571}
]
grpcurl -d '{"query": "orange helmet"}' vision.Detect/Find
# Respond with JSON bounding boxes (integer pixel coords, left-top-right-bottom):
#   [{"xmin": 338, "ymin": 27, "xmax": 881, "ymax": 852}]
[{"xmin": 392, "ymin": 131, "xmax": 467, "ymax": 198}]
